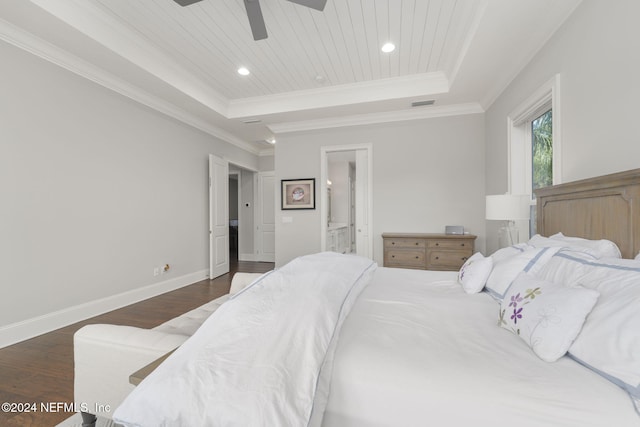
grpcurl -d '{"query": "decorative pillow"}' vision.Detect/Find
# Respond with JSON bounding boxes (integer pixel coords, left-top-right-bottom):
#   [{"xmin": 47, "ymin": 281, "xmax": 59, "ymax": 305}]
[
  {"xmin": 458, "ymin": 252, "xmax": 493, "ymax": 294},
  {"xmin": 566, "ymin": 257, "xmax": 640, "ymax": 405},
  {"xmin": 485, "ymin": 246, "xmax": 559, "ymax": 301},
  {"xmin": 500, "ymin": 273, "xmax": 599, "ymax": 362},
  {"xmin": 528, "ymin": 233, "xmax": 621, "ymax": 259}
]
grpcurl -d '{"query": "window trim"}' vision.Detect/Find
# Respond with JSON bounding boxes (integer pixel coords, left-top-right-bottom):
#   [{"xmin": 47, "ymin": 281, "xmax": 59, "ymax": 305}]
[{"xmin": 507, "ymin": 74, "xmax": 562, "ymax": 197}]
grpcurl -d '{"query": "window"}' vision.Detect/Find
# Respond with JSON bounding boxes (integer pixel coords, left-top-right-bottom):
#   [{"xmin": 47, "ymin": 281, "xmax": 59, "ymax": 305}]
[
  {"xmin": 508, "ymin": 75, "xmax": 561, "ymax": 237},
  {"xmin": 531, "ymin": 109, "xmax": 553, "ymax": 196}
]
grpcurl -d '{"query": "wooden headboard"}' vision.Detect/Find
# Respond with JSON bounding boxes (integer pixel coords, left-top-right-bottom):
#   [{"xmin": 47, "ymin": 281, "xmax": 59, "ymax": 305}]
[{"xmin": 535, "ymin": 168, "xmax": 640, "ymax": 259}]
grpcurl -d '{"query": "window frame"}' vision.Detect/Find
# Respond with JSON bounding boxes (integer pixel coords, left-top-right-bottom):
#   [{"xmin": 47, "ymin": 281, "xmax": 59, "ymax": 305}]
[
  {"xmin": 508, "ymin": 74, "xmax": 562, "ymax": 198},
  {"xmin": 507, "ymin": 74, "xmax": 561, "ymax": 237}
]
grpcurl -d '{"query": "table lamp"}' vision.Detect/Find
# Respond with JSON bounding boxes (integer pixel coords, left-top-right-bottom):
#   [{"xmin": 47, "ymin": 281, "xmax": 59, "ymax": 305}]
[{"xmin": 486, "ymin": 194, "xmax": 530, "ymax": 247}]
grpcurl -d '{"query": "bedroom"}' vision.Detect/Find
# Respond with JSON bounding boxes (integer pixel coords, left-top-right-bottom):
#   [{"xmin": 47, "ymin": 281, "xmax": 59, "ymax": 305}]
[{"xmin": 1, "ymin": 0, "xmax": 640, "ymax": 425}]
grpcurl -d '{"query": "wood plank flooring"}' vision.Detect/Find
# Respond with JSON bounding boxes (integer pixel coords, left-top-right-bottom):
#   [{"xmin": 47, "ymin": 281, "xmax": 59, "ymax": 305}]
[{"xmin": 0, "ymin": 260, "xmax": 274, "ymax": 427}]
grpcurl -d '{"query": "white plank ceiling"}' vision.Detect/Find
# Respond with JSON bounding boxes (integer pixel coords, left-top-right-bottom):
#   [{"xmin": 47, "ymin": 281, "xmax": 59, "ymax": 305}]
[
  {"xmin": 0, "ymin": 0, "xmax": 582, "ymax": 153},
  {"xmin": 92, "ymin": 0, "xmax": 478, "ymax": 98}
]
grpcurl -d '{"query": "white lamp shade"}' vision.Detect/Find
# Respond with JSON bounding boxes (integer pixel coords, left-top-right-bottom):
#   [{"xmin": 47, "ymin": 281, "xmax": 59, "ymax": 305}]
[{"xmin": 486, "ymin": 194, "xmax": 530, "ymax": 220}]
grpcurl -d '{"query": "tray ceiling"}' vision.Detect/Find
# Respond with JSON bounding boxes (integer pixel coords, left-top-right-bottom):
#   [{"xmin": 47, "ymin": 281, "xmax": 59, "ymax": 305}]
[{"xmin": 0, "ymin": 0, "xmax": 582, "ymax": 154}]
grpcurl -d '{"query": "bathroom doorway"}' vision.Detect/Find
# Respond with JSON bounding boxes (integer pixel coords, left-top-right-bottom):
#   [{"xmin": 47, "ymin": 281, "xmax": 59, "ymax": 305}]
[{"xmin": 320, "ymin": 144, "xmax": 373, "ymax": 259}]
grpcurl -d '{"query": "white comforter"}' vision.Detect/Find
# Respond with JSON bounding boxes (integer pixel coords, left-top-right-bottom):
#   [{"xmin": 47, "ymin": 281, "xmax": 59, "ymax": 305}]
[
  {"xmin": 113, "ymin": 252, "xmax": 376, "ymax": 427},
  {"xmin": 322, "ymin": 267, "xmax": 639, "ymax": 427}
]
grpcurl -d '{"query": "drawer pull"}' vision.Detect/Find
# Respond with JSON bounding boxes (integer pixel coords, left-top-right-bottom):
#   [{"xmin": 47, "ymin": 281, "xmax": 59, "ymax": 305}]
[
  {"xmin": 415, "ymin": 242, "xmax": 419, "ymax": 245},
  {"xmin": 415, "ymin": 256, "xmax": 419, "ymax": 259},
  {"xmin": 462, "ymin": 257, "xmax": 468, "ymax": 261},
  {"xmin": 392, "ymin": 241, "xmax": 395, "ymax": 245},
  {"xmin": 435, "ymin": 256, "xmax": 439, "ymax": 260},
  {"xmin": 392, "ymin": 255, "xmax": 395, "ymax": 258},
  {"xmin": 435, "ymin": 243, "xmax": 439, "ymax": 246},
  {"xmin": 461, "ymin": 243, "xmax": 465, "ymax": 247}
]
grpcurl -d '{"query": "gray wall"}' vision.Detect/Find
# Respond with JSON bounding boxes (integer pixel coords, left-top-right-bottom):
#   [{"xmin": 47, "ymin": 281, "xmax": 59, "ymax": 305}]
[
  {"xmin": 275, "ymin": 114, "xmax": 486, "ymax": 266},
  {"xmin": 0, "ymin": 40, "xmax": 258, "ymax": 341},
  {"xmin": 485, "ymin": 0, "xmax": 640, "ymax": 254},
  {"xmin": 486, "ymin": 0, "xmax": 640, "ymax": 200}
]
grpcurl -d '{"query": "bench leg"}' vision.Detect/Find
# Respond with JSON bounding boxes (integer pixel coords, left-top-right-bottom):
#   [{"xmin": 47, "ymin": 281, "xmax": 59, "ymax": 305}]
[{"xmin": 80, "ymin": 411, "xmax": 97, "ymax": 427}]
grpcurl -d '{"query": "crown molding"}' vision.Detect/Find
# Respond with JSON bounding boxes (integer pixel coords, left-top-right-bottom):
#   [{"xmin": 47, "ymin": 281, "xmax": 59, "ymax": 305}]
[
  {"xmin": 228, "ymin": 72, "xmax": 449, "ymax": 118},
  {"xmin": 30, "ymin": 0, "xmax": 230, "ymax": 115},
  {"xmin": 259, "ymin": 148, "xmax": 275, "ymax": 157},
  {"xmin": 0, "ymin": 18, "xmax": 259, "ymax": 155},
  {"xmin": 268, "ymin": 102, "xmax": 484, "ymax": 134},
  {"xmin": 447, "ymin": 0, "xmax": 488, "ymax": 87}
]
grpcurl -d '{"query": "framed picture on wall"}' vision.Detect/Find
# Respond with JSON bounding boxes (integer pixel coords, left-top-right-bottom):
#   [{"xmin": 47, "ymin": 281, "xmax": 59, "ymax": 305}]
[{"xmin": 281, "ymin": 178, "xmax": 315, "ymax": 210}]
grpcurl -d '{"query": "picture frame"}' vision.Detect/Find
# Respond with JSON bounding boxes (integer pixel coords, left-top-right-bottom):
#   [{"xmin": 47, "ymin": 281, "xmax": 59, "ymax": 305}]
[{"xmin": 281, "ymin": 178, "xmax": 315, "ymax": 210}]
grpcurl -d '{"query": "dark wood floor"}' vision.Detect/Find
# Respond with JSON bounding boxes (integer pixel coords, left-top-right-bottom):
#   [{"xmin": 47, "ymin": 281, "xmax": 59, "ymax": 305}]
[{"xmin": 0, "ymin": 260, "xmax": 274, "ymax": 427}]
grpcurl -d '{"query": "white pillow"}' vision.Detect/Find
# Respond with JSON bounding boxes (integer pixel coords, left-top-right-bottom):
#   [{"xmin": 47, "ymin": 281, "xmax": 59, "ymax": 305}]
[
  {"xmin": 528, "ymin": 233, "xmax": 621, "ymax": 259},
  {"xmin": 458, "ymin": 252, "xmax": 493, "ymax": 294},
  {"xmin": 489, "ymin": 243, "xmax": 531, "ymax": 264},
  {"xmin": 534, "ymin": 250, "xmax": 593, "ymax": 287},
  {"xmin": 567, "ymin": 257, "xmax": 640, "ymax": 404},
  {"xmin": 500, "ymin": 273, "xmax": 599, "ymax": 362},
  {"xmin": 485, "ymin": 246, "xmax": 559, "ymax": 301}
]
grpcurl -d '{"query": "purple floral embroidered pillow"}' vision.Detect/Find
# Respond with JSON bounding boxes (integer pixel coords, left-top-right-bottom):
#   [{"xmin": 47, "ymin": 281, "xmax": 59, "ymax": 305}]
[
  {"xmin": 458, "ymin": 252, "xmax": 493, "ymax": 294},
  {"xmin": 499, "ymin": 272, "xmax": 599, "ymax": 362}
]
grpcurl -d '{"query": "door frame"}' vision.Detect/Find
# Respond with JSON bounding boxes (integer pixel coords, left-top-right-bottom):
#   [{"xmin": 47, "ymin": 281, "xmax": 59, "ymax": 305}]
[{"xmin": 320, "ymin": 144, "xmax": 373, "ymax": 258}]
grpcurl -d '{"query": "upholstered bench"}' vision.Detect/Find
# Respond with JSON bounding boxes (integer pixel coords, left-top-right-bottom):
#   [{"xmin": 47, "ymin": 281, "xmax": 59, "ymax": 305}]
[{"xmin": 73, "ymin": 272, "xmax": 265, "ymax": 419}]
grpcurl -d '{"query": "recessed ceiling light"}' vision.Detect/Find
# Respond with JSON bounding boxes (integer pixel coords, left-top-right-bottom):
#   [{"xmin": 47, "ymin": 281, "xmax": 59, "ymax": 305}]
[
  {"xmin": 381, "ymin": 42, "xmax": 395, "ymax": 53},
  {"xmin": 237, "ymin": 67, "xmax": 250, "ymax": 76}
]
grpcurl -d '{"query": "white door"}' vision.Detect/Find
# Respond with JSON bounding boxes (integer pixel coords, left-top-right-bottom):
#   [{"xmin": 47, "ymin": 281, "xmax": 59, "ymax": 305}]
[
  {"xmin": 255, "ymin": 171, "xmax": 275, "ymax": 262},
  {"xmin": 209, "ymin": 154, "xmax": 229, "ymax": 278},
  {"xmin": 354, "ymin": 149, "xmax": 371, "ymax": 258}
]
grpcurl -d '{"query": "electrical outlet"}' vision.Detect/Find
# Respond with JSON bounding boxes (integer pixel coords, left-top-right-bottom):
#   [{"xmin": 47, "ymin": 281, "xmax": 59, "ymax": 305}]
[{"xmin": 153, "ymin": 267, "xmax": 160, "ymax": 276}]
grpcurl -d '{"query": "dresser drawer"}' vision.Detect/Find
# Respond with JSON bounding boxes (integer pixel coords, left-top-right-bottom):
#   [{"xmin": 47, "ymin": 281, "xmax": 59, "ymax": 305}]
[
  {"xmin": 428, "ymin": 250, "xmax": 472, "ymax": 269},
  {"xmin": 384, "ymin": 238, "xmax": 427, "ymax": 249},
  {"xmin": 427, "ymin": 240, "xmax": 472, "ymax": 250},
  {"xmin": 382, "ymin": 233, "xmax": 476, "ymax": 271},
  {"xmin": 385, "ymin": 249, "xmax": 426, "ymax": 268}
]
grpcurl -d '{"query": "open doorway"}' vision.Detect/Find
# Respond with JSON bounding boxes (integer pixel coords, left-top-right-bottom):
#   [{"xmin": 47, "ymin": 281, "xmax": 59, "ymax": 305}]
[
  {"xmin": 320, "ymin": 144, "xmax": 373, "ymax": 259},
  {"xmin": 210, "ymin": 157, "xmax": 275, "ymax": 277},
  {"xmin": 228, "ymin": 172, "xmax": 240, "ymax": 263}
]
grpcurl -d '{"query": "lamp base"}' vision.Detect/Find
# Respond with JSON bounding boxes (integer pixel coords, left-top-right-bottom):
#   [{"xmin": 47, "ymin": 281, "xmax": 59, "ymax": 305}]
[{"xmin": 498, "ymin": 221, "xmax": 519, "ymax": 248}]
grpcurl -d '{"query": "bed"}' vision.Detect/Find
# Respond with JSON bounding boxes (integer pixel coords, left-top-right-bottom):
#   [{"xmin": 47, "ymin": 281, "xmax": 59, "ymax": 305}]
[{"xmin": 113, "ymin": 168, "xmax": 640, "ymax": 426}]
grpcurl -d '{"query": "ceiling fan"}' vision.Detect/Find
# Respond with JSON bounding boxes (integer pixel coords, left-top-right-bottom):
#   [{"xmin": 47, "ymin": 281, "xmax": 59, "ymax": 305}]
[{"xmin": 173, "ymin": 0, "xmax": 327, "ymax": 41}]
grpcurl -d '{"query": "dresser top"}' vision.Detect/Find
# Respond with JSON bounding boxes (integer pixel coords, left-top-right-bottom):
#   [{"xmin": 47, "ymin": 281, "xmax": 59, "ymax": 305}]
[{"xmin": 382, "ymin": 233, "xmax": 477, "ymax": 240}]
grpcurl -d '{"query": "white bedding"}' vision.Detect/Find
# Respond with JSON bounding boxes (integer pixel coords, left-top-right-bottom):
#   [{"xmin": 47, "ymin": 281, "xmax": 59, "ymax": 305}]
[
  {"xmin": 322, "ymin": 267, "xmax": 639, "ymax": 427},
  {"xmin": 113, "ymin": 252, "xmax": 376, "ymax": 427},
  {"xmin": 114, "ymin": 257, "xmax": 638, "ymax": 426}
]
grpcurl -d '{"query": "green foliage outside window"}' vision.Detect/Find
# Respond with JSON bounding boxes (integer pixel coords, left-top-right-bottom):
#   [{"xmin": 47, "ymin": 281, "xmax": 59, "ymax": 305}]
[{"xmin": 532, "ymin": 109, "xmax": 553, "ymax": 193}]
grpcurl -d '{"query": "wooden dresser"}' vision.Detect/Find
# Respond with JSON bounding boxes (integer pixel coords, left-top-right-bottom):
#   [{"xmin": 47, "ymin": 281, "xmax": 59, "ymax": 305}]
[{"xmin": 382, "ymin": 233, "xmax": 476, "ymax": 271}]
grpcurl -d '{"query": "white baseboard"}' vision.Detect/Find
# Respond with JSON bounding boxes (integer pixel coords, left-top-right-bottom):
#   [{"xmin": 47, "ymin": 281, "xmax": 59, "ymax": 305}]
[
  {"xmin": 0, "ymin": 269, "xmax": 208, "ymax": 349},
  {"xmin": 239, "ymin": 253, "xmax": 257, "ymax": 261}
]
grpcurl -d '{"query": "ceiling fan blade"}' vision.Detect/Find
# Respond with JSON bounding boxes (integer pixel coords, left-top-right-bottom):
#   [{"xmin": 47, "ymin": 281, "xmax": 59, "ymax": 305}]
[
  {"xmin": 286, "ymin": 0, "xmax": 327, "ymax": 12},
  {"xmin": 244, "ymin": 0, "xmax": 268, "ymax": 40},
  {"xmin": 173, "ymin": 0, "xmax": 203, "ymax": 6}
]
